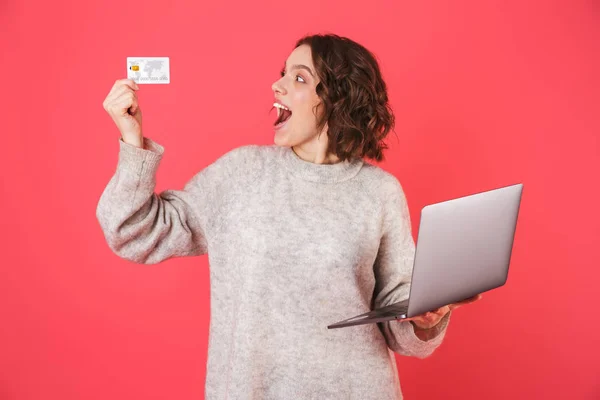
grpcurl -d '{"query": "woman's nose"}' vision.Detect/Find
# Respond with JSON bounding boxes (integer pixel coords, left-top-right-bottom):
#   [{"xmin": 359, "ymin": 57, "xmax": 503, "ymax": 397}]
[{"xmin": 272, "ymin": 79, "xmax": 286, "ymax": 94}]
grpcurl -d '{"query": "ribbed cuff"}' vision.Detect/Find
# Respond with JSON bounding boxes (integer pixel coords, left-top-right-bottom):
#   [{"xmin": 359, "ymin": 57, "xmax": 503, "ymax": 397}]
[{"xmin": 118, "ymin": 137, "xmax": 164, "ymax": 176}]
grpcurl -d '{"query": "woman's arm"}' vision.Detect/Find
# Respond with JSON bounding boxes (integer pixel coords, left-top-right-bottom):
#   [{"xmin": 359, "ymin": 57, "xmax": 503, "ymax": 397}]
[
  {"xmin": 372, "ymin": 176, "xmax": 451, "ymax": 358},
  {"xmin": 95, "ymin": 137, "xmax": 240, "ymax": 264}
]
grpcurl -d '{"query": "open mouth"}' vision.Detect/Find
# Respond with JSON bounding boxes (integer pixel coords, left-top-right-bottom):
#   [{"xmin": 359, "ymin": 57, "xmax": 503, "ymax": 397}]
[{"xmin": 274, "ymin": 102, "xmax": 292, "ymax": 127}]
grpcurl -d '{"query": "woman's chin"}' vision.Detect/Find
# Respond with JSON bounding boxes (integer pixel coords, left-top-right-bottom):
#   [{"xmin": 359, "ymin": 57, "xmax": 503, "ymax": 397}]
[
  {"xmin": 273, "ymin": 124, "xmax": 289, "ymax": 145},
  {"xmin": 273, "ymin": 131, "xmax": 287, "ymax": 146}
]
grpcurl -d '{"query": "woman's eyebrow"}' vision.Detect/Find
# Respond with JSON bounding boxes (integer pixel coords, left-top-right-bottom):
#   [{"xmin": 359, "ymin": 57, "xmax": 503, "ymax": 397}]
[{"xmin": 283, "ymin": 63, "xmax": 314, "ymax": 77}]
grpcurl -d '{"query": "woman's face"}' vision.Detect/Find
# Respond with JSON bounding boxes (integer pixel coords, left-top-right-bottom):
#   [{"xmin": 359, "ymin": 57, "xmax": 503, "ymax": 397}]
[{"xmin": 271, "ymin": 44, "xmax": 327, "ymax": 150}]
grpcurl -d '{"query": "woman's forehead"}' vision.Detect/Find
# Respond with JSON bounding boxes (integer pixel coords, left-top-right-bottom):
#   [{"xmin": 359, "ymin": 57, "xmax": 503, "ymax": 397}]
[{"xmin": 286, "ymin": 45, "xmax": 313, "ymax": 68}]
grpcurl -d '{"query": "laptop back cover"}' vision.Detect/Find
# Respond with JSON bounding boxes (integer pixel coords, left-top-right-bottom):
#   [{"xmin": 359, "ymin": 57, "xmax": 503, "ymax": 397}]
[{"xmin": 406, "ymin": 183, "xmax": 523, "ymax": 317}]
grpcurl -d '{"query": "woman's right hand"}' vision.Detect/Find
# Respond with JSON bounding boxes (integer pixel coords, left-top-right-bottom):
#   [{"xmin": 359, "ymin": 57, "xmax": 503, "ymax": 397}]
[{"xmin": 103, "ymin": 78, "xmax": 143, "ymax": 148}]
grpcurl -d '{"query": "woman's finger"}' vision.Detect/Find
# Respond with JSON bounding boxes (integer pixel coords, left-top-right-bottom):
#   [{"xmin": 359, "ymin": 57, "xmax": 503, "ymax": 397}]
[
  {"xmin": 435, "ymin": 306, "xmax": 450, "ymax": 316},
  {"xmin": 405, "ymin": 307, "xmax": 449, "ymax": 322},
  {"xmin": 420, "ymin": 312, "xmax": 440, "ymax": 324}
]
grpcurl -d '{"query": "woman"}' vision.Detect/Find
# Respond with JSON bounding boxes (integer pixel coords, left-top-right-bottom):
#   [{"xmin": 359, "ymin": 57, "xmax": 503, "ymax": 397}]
[{"xmin": 98, "ymin": 33, "xmax": 480, "ymax": 399}]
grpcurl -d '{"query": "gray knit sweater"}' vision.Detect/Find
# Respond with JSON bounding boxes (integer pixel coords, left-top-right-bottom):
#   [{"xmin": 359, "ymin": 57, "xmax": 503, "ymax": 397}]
[{"xmin": 96, "ymin": 137, "xmax": 451, "ymax": 400}]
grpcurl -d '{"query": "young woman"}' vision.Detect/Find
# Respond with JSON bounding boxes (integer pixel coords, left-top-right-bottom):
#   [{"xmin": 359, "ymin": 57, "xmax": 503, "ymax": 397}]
[{"xmin": 98, "ymin": 33, "xmax": 480, "ymax": 399}]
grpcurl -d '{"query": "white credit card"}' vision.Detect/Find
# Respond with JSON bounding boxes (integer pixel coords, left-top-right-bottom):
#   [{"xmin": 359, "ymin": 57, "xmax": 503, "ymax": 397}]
[{"xmin": 127, "ymin": 57, "xmax": 170, "ymax": 84}]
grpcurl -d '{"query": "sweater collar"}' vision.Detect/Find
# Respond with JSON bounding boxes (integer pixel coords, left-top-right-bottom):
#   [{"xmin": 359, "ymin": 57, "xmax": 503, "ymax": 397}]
[{"xmin": 279, "ymin": 145, "xmax": 364, "ymax": 183}]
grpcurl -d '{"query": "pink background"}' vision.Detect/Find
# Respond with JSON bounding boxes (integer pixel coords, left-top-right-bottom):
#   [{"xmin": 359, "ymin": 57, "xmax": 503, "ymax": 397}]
[{"xmin": 1, "ymin": 0, "xmax": 598, "ymax": 399}]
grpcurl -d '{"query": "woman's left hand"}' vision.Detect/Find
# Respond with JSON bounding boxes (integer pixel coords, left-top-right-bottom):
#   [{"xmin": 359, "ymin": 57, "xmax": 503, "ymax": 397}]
[{"xmin": 404, "ymin": 293, "xmax": 483, "ymax": 329}]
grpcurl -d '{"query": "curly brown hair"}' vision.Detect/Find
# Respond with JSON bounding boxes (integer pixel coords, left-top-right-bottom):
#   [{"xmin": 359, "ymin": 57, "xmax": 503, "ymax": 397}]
[{"xmin": 294, "ymin": 33, "xmax": 397, "ymax": 162}]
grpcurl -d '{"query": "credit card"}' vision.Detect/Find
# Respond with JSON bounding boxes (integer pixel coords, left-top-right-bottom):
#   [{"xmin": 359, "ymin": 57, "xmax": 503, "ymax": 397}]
[{"xmin": 127, "ymin": 57, "xmax": 170, "ymax": 84}]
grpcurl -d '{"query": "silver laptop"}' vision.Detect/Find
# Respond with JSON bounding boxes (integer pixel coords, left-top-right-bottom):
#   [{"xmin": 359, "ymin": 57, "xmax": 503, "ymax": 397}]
[{"xmin": 327, "ymin": 183, "xmax": 523, "ymax": 329}]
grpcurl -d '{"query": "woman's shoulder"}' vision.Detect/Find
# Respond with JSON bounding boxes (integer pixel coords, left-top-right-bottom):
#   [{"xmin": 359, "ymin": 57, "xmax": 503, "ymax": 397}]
[
  {"xmin": 357, "ymin": 161, "xmax": 410, "ymax": 206},
  {"xmin": 207, "ymin": 144, "xmax": 280, "ymax": 184},
  {"xmin": 227, "ymin": 143, "xmax": 280, "ymax": 155},
  {"xmin": 218, "ymin": 143, "xmax": 280, "ymax": 166},
  {"xmin": 359, "ymin": 161, "xmax": 404, "ymax": 188}
]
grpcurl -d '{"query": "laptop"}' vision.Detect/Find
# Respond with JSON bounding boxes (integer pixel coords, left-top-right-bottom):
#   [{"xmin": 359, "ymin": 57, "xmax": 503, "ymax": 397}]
[{"xmin": 327, "ymin": 183, "xmax": 523, "ymax": 329}]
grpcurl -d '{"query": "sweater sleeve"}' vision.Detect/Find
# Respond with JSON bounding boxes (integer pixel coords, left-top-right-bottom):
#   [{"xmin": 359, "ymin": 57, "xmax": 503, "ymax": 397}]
[
  {"xmin": 371, "ymin": 176, "xmax": 452, "ymax": 359},
  {"xmin": 95, "ymin": 137, "xmax": 240, "ymax": 265}
]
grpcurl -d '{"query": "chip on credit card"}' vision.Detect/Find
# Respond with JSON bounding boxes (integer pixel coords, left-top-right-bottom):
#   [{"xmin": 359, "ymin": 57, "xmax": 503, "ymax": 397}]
[{"xmin": 127, "ymin": 57, "xmax": 170, "ymax": 84}]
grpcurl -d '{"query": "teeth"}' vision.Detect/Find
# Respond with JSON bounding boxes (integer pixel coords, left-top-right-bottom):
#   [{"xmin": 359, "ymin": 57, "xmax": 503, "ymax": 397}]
[{"xmin": 273, "ymin": 102, "xmax": 290, "ymax": 111}]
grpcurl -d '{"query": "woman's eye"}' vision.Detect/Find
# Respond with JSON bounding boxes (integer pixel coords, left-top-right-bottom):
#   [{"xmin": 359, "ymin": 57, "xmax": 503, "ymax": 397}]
[{"xmin": 279, "ymin": 70, "xmax": 305, "ymax": 83}]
